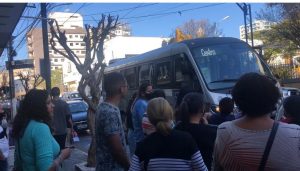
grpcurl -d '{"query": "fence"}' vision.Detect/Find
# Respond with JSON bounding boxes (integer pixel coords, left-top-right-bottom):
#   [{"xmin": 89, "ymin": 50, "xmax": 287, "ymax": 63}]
[{"xmin": 269, "ymin": 63, "xmax": 300, "ymax": 79}]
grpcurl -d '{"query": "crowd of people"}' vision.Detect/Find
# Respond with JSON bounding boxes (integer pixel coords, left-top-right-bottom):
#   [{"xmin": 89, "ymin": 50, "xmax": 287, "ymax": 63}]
[
  {"xmin": 95, "ymin": 72, "xmax": 300, "ymax": 171},
  {"xmin": 1, "ymin": 71, "xmax": 300, "ymax": 171}
]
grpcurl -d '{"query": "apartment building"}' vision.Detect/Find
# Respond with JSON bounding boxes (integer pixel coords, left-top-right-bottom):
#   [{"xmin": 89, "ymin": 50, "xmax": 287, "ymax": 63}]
[
  {"xmin": 239, "ymin": 20, "xmax": 276, "ymax": 39},
  {"xmin": 27, "ymin": 12, "xmax": 85, "ymax": 74}
]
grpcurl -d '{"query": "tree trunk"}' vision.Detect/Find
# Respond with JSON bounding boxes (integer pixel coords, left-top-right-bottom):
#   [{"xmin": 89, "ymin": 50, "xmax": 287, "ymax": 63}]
[{"xmin": 86, "ymin": 108, "xmax": 96, "ymax": 167}]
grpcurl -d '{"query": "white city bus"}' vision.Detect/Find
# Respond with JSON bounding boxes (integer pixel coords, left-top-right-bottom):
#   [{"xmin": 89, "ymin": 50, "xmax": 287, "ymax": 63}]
[{"xmin": 104, "ymin": 37, "xmax": 277, "ymax": 113}]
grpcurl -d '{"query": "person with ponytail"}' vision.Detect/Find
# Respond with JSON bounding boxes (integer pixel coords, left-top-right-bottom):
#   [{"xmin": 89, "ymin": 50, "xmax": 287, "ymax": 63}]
[
  {"xmin": 175, "ymin": 92, "xmax": 217, "ymax": 170},
  {"xmin": 129, "ymin": 97, "xmax": 208, "ymax": 171}
]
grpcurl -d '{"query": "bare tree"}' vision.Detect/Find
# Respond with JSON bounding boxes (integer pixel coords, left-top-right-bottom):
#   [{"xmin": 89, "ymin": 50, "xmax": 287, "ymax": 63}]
[
  {"xmin": 17, "ymin": 72, "xmax": 30, "ymax": 93},
  {"xmin": 179, "ymin": 19, "xmax": 222, "ymax": 38},
  {"xmin": 48, "ymin": 14, "xmax": 118, "ymax": 167},
  {"xmin": 17, "ymin": 71, "xmax": 44, "ymax": 93}
]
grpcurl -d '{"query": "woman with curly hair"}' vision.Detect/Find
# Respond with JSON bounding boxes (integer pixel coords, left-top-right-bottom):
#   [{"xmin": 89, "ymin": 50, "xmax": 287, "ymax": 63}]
[{"xmin": 12, "ymin": 89, "xmax": 70, "ymax": 171}]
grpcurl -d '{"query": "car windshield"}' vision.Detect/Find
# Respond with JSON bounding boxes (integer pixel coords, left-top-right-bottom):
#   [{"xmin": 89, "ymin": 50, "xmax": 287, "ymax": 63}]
[
  {"xmin": 69, "ymin": 102, "xmax": 87, "ymax": 113},
  {"xmin": 191, "ymin": 43, "xmax": 272, "ymax": 91}
]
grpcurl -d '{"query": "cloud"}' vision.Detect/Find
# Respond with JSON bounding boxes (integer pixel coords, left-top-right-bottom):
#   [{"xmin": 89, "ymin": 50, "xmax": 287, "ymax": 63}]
[{"xmin": 64, "ymin": 8, "xmax": 70, "ymax": 12}]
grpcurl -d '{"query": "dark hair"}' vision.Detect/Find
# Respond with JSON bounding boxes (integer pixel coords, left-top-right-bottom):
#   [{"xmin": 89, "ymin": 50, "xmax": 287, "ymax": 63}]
[
  {"xmin": 50, "ymin": 87, "xmax": 60, "ymax": 97},
  {"xmin": 125, "ymin": 92, "xmax": 138, "ymax": 129},
  {"xmin": 12, "ymin": 89, "xmax": 51, "ymax": 139},
  {"xmin": 283, "ymin": 95, "xmax": 300, "ymax": 125},
  {"xmin": 232, "ymin": 73, "xmax": 280, "ymax": 117},
  {"xmin": 175, "ymin": 86, "xmax": 194, "ymax": 108},
  {"xmin": 151, "ymin": 89, "xmax": 166, "ymax": 99},
  {"xmin": 179, "ymin": 92, "xmax": 205, "ymax": 128},
  {"xmin": 219, "ymin": 97, "xmax": 234, "ymax": 115},
  {"xmin": 138, "ymin": 82, "xmax": 152, "ymax": 98},
  {"xmin": 104, "ymin": 72, "xmax": 126, "ymax": 97}
]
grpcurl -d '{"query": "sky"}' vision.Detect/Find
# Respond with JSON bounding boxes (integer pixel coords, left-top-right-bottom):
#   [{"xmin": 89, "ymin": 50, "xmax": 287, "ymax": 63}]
[{"xmin": 0, "ymin": 2, "xmax": 267, "ymax": 67}]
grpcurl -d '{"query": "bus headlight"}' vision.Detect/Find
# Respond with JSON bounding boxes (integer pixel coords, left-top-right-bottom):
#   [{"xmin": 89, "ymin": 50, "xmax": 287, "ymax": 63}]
[{"xmin": 211, "ymin": 105, "xmax": 220, "ymax": 113}]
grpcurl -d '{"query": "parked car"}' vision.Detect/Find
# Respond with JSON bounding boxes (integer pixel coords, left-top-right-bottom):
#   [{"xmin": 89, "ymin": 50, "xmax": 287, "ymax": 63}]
[
  {"xmin": 67, "ymin": 100, "xmax": 88, "ymax": 132},
  {"xmin": 62, "ymin": 92, "xmax": 82, "ymax": 101},
  {"xmin": 280, "ymin": 87, "xmax": 300, "ymax": 98}
]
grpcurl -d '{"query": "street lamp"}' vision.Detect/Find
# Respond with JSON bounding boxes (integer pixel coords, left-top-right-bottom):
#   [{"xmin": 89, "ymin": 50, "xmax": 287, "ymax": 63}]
[{"xmin": 215, "ymin": 16, "xmax": 230, "ymax": 37}]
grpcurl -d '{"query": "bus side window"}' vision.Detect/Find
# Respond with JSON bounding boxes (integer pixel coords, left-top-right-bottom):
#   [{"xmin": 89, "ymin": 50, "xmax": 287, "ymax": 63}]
[
  {"xmin": 175, "ymin": 54, "xmax": 202, "ymax": 92},
  {"xmin": 156, "ymin": 61, "xmax": 171, "ymax": 86},
  {"xmin": 124, "ymin": 68, "xmax": 137, "ymax": 89},
  {"xmin": 139, "ymin": 64, "xmax": 152, "ymax": 85}
]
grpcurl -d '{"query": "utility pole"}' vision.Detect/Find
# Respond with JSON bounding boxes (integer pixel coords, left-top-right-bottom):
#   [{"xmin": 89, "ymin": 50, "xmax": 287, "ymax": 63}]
[
  {"xmin": 248, "ymin": 4, "xmax": 254, "ymax": 47},
  {"xmin": 8, "ymin": 38, "xmax": 15, "ymax": 120},
  {"xmin": 237, "ymin": 3, "xmax": 254, "ymax": 46},
  {"xmin": 41, "ymin": 3, "xmax": 51, "ymax": 92}
]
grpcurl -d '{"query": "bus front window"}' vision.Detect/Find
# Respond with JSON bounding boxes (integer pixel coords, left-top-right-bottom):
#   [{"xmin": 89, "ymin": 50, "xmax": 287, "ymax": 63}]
[{"xmin": 192, "ymin": 43, "xmax": 270, "ymax": 91}]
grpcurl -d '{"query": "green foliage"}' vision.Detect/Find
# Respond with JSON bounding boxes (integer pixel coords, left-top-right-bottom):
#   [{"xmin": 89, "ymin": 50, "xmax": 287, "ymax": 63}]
[
  {"xmin": 255, "ymin": 3, "xmax": 300, "ymax": 64},
  {"xmin": 51, "ymin": 69, "xmax": 64, "ymax": 91},
  {"xmin": 270, "ymin": 65, "xmax": 294, "ymax": 79}
]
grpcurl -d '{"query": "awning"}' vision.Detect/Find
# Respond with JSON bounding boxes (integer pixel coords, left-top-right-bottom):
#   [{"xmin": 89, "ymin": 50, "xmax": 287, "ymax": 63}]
[{"xmin": 0, "ymin": 3, "xmax": 27, "ymax": 56}]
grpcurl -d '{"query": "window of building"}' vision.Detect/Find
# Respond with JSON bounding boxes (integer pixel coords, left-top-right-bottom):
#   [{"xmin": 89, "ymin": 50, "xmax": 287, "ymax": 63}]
[
  {"xmin": 54, "ymin": 59, "xmax": 58, "ymax": 62},
  {"xmin": 156, "ymin": 61, "xmax": 171, "ymax": 85},
  {"xmin": 67, "ymin": 62, "xmax": 72, "ymax": 73},
  {"xmin": 51, "ymin": 67, "xmax": 54, "ymax": 70},
  {"xmin": 70, "ymin": 43, "xmax": 73, "ymax": 46},
  {"xmin": 69, "ymin": 35, "xmax": 73, "ymax": 38},
  {"xmin": 81, "ymin": 43, "xmax": 85, "ymax": 46},
  {"xmin": 81, "ymin": 51, "xmax": 86, "ymax": 54},
  {"xmin": 54, "ymin": 51, "xmax": 57, "ymax": 54},
  {"xmin": 76, "ymin": 43, "xmax": 79, "ymax": 45},
  {"xmin": 80, "ymin": 35, "xmax": 84, "ymax": 39},
  {"xmin": 61, "ymin": 58, "xmax": 64, "ymax": 62},
  {"xmin": 76, "ymin": 51, "xmax": 79, "ymax": 53},
  {"xmin": 124, "ymin": 68, "xmax": 136, "ymax": 89},
  {"xmin": 55, "ymin": 67, "xmax": 58, "ymax": 69},
  {"xmin": 75, "ymin": 35, "xmax": 78, "ymax": 38}
]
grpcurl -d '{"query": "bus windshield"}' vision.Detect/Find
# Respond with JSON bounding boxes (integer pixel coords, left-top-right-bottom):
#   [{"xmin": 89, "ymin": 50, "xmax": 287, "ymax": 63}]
[{"xmin": 192, "ymin": 43, "xmax": 271, "ymax": 91}]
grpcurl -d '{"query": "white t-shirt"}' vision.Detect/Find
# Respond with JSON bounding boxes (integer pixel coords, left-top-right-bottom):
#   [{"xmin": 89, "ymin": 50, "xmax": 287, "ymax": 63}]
[
  {"xmin": 0, "ymin": 126, "xmax": 9, "ymax": 158},
  {"xmin": 213, "ymin": 121, "xmax": 300, "ymax": 171}
]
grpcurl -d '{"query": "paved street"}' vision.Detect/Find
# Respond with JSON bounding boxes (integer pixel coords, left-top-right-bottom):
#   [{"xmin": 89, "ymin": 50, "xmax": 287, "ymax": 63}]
[{"xmin": 74, "ymin": 130, "xmax": 92, "ymax": 153}]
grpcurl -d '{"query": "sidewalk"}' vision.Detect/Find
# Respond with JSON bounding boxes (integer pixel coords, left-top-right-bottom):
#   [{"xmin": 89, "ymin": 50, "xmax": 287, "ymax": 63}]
[{"xmin": 8, "ymin": 146, "xmax": 88, "ymax": 171}]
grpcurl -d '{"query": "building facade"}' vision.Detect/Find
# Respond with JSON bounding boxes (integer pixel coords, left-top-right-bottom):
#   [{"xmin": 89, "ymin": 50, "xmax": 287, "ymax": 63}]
[
  {"xmin": 239, "ymin": 20, "xmax": 276, "ymax": 39},
  {"xmin": 27, "ymin": 12, "xmax": 85, "ymax": 74}
]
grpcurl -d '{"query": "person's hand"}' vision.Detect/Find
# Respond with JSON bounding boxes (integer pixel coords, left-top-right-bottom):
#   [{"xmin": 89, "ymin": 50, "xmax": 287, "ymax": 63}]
[
  {"xmin": 200, "ymin": 117, "xmax": 208, "ymax": 125},
  {"xmin": 72, "ymin": 130, "xmax": 78, "ymax": 137},
  {"xmin": 60, "ymin": 148, "xmax": 71, "ymax": 160}
]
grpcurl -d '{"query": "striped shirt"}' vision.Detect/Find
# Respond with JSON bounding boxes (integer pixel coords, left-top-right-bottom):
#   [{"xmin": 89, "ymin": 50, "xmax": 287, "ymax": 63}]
[
  {"xmin": 212, "ymin": 121, "xmax": 300, "ymax": 171},
  {"xmin": 129, "ymin": 130, "xmax": 208, "ymax": 171}
]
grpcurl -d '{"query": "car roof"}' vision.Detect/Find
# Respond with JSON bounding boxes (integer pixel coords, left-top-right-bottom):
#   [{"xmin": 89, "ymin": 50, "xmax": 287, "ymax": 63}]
[
  {"xmin": 281, "ymin": 87, "xmax": 300, "ymax": 90},
  {"xmin": 66, "ymin": 100, "xmax": 85, "ymax": 104}
]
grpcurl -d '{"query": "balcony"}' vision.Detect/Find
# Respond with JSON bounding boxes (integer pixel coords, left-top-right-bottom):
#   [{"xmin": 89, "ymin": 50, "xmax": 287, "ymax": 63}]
[{"xmin": 28, "ymin": 46, "xmax": 33, "ymax": 53}]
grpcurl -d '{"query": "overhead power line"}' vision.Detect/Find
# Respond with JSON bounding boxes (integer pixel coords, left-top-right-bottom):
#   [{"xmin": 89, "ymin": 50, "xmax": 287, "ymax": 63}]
[
  {"xmin": 120, "ymin": 3, "xmax": 225, "ymax": 20},
  {"xmin": 62, "ymin": 3, "xmax": 87, "ymax": 25},
  {"xmin": 48, "ymin": 3, "xmax": 225, "ymax": 23},
  {"xmin": 85, "ymin": 3, "xmax": 159, "ymax": 17}
]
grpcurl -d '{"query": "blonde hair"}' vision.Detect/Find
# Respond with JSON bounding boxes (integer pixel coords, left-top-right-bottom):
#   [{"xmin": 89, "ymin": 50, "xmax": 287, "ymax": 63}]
[{"xmin": 147, "ymin": 97, "xmax": 173, "ymax": 135}]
